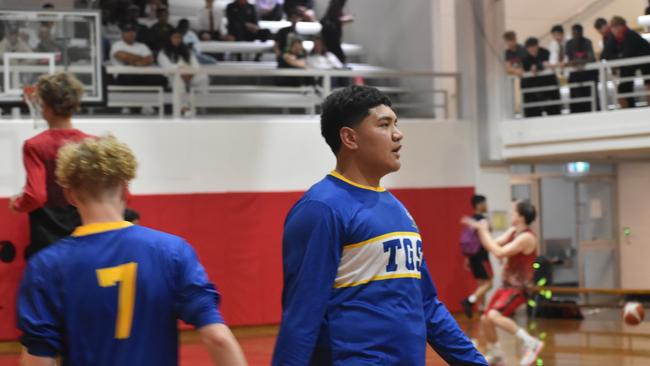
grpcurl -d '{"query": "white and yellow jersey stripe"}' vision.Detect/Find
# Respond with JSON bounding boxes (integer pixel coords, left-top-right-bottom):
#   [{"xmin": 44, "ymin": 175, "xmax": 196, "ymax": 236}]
[{"xmin": 334, "ymin": 231, "xmax": 423, "ymax": 288}]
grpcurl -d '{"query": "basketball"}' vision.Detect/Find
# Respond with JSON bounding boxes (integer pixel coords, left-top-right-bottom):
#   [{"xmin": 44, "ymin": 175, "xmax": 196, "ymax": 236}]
[{"xmin": 623, "ymin": 302, "xmax": 645, "ymax": 326}]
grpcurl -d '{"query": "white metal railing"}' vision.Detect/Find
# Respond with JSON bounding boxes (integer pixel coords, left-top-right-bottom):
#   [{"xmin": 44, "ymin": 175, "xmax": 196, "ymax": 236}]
[
  {"xmin": 103, "ymin": 65, "xmax": 461, "ymax": 119},
  {"xmin": 509, "ymin": 55, "xmax": 650, "ymax": 118}
]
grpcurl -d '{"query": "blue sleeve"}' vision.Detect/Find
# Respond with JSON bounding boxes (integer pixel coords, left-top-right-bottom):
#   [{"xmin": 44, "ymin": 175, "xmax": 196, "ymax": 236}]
[
  {"xmin": 272, "ymin": 200, "xmax": 343, "ymax": 366},
  {"xmin": 17, "ymin": 256, "xmax": 63, "ymax": 357},
  {"xmin": 421, "ymin": 261, "xmax": 488, "ymax": 366},
  {"xmin": 174, "ymin": 241, "xmax": 224, "ymax": 328}
]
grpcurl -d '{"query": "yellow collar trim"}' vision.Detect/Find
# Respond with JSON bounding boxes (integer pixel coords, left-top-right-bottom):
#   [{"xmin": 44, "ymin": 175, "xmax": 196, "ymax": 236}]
[
  {"xmin": 72, "ymin": 221, "xmax": 133, "ymax": 237},
  {"xmin": 329, "ymin": 170, "xmax": 386, "ymax": 192}
]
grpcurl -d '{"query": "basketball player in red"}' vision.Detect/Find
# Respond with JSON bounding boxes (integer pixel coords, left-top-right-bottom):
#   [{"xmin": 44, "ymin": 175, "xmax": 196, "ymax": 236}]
[
  {"xmin": 9, "ymin": 72, "xmax": 91, "ymax": 259},
  {"xmin": 463, "ymin": 200, "xmax": 544, "ymax": 366}
]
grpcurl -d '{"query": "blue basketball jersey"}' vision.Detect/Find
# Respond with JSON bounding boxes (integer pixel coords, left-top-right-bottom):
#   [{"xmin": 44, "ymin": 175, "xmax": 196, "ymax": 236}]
[
  {"xmin": 273, "ymin": 172, "xmax": 488, "ymax": 365},
  {"xmin": 18, "ymin": 222, "xmax": 223, "ymax": 366}
]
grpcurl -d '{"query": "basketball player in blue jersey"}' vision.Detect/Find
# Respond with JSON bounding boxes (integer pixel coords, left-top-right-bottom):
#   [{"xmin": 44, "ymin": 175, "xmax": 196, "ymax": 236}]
[
  {"xmin": 17, "ymin": 136, "xmax": 247, "ymax": 366},
  {"xmin": 272, "ymin": 86, "xmax": 487, "ymax": 365}
]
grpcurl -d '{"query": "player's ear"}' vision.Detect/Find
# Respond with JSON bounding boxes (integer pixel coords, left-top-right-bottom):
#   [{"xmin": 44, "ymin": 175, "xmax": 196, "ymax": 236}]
[
  {"xmin": 63, "ymin": 188, "xmax": 79, "ymax": 207},
  {"xmin": 339, "ymin": 126, "xmax": 359, "ymax": 151}
]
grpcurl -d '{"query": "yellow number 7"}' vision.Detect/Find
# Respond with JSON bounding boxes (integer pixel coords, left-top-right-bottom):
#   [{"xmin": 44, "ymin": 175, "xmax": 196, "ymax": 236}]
[{"xmin": 96, "ymin": 262, "xmax": 138, "ymax": 339}]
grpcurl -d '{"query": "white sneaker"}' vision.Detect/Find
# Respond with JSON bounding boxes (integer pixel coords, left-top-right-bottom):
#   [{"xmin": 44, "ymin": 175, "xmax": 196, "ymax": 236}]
[
  {"xmin": 520, "ymin": 338, "xmax": 544, "ymax": 366},
  {"xmin": 485, "ymin": 347, "xmax": 505, "ymax": 365}
]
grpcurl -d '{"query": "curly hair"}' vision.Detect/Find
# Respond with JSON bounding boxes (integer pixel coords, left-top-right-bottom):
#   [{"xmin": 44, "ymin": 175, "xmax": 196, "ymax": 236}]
[
  {"xmin": 56, "ymin": 135, "xmax": 137, "ymax": 200},
  {"xmin": 37, "ymin": 72, "xmax": 84, "ymax": 117},
  {"xmin": 320, "ymin": 85, "xmax": 392, "ymax": 154}
]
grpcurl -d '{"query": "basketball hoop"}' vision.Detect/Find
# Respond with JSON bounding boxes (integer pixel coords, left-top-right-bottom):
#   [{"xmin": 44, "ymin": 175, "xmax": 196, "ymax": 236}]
[{"xmin": 23, "ymin": 84, "xmax": 41, "ymax": 129}]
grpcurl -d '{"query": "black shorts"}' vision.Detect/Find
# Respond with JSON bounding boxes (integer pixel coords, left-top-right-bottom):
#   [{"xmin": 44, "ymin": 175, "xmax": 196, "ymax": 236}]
[{"xmin": 468, "ymin": 248, "xmax": 492, "ymax": 280}]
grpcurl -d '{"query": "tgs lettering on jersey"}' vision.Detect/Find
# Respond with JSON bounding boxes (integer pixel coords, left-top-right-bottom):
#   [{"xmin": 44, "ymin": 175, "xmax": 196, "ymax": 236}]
[{"xmin": 334, "ymin": 232, "xmax": 423, "ymax": 288}]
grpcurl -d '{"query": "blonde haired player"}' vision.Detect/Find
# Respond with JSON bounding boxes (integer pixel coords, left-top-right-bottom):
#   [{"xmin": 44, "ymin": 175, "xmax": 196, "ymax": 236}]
[{"xmin": 18, "ymin": 135, "xmax": 247, "ymax": 366}]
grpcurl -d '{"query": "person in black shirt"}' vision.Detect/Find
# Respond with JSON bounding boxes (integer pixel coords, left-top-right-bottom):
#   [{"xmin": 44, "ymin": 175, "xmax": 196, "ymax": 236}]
[
  {"xmin": 275, "ymin": 10, "xmax": 301, "ymax": 63},
  {"xmin": 594, "ymin": 17, "xmax": 616, "ymax": 60},
  {"xmin": 461, "ymin": 195, "xmax": 493, "ymax": 320},
  {"xmin": 148, "ymin": 6, "xmax": 174, "ymax": 55},
  {"xmin": 226, "ymin": 0, "xmax": 271, "ymax": 42},
  {"xmin": 503, "ymin": 31, "xmax": 527, "ymax": 76},
  {"xmin": 320, "ymin": 0, "xmax": 352, "ymax": 66},
  {"xmin": 566, "ymin": 24, "xmax": 599, "ymax": 113},
  {"xmin": 521, "ymin": 37, "xmax": 561, "ymax": 117},
  {"xmin": 121, "ymin": 4, "xmax": 151, "ymax": 45},
  {"xmin": 283, "ymin": 0, "xmax": 315, "ymax": 22},
  {"xmin": 646, "ymin": 0, "xmax": 650, "ymax": 15},
  {"xmin": 605, "ymin": 16, "xmax": 650, "ymax": 108}
]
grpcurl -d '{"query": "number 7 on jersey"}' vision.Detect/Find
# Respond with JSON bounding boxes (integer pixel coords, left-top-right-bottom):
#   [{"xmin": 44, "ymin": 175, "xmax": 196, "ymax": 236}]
[{"xmin": 96, "ymin": 262, "xmax": 138, "ymax": 339}]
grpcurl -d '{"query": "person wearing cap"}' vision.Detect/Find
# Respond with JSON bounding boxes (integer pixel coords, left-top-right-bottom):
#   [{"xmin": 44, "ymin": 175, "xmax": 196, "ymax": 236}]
[
  {"xmin": 121, "ymin": 4, "xmax": 151, "ymax": 45},
  {"xmin": 111, "ymin": 23, "xmax": 154, "ymax": 67}
]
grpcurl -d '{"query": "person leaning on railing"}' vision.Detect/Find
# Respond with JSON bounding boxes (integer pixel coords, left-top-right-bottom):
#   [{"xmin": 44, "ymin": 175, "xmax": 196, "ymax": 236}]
[
  {"xmin": 565, "ymin": 24, "xmax": 599, "ymax": 113},
  {"xmin": 604, "ymin": 16, "xmax": 650, "ymax": 109},
  {"xmin": 520, "ymin": 37, "xmax": 561, "ymax": 117}
]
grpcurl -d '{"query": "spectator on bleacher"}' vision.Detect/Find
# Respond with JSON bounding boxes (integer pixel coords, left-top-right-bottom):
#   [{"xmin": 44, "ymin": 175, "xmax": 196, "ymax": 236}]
[
  {"xmin": 257, "ymin": 0, "xmax": 284, "ymax": 21},
  {"xmin": 0, "ymin": 26, "xmax": 32, "ymax": 59},
  {"xmin": 278, "ymin": 37, "xmax": 315, "ymax": 87},
  {"xmin": 121, "ymin": 4, "xmax": 151, "ymax": 45},
  {"xmin": 284, "ymin": 0, "xmax": 315, "ymax": 22},
  {"xmin": 149, "ymin": 6, "xmax": 174, "ymax": 55},
  {"xmin": 320, "ymin": 0, "xmax": 353, "ymax": 66},
  {"xmin": 226, "ymin": 0, "xmax": 271, "ymax": 42},
  {"xmin": 275, "ymin": 10, "xmax": 301, "ymax": 62},
  {"xmin": 157, "ymin": 29, "xmax": 207, "ymax": 116},
  {"xmin": 520, "ymin": 37, "xmax": 561, "ymax": 117},
  {"xmin": 566, "ymin": 24, "xmax": 598, "ymax": 113},
  {"xmin": 594, "ymin": 17, "xmax": 615, "ymax": 60},
  {"xmin": 503, "ymin": 31, "xmax": 526, "ymax": 76},
  {"xmin": 34, "ymin": 25, "xmax": 62, "ymax": 55},
  {"xmin": 110, "ymin": 23, "xmax": 166, "ymax": 103},
  {"xmin": 605, "ymin": 16, "xmax": 650, "ymax": 108},
  {"xmin": 307, "ymin": 36, "xmax": 343, "ymax": 69},
  {"xmin": 197, "ymin": 0, "xmax": 228, "ymax": 41},
  {"xmin": 178, "ymin": 19, "xmax": 217, "ymax": 65},
  {"xmin": 548, "ymin": 24, "xmax": 567, "ymax": 68},
  {"xmin": 646, "ymin": 0, "xmax": 650, "ymax": 15}
]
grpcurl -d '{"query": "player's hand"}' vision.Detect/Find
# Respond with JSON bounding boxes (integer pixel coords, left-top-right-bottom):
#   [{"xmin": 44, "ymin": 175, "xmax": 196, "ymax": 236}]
[
  {"xmin": 8, "ymin": 195, "xmax": 18, "ymax": 213},
  {"xmin": 460, "ymin": 216, "xmax": 480, "ymax": 229}
]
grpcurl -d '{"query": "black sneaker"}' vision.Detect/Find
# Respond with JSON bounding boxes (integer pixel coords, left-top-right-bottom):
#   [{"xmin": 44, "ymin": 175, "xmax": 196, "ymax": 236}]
[{"xmin": 461, "ymin": 298, "xmax": 474, "ymax": 319}]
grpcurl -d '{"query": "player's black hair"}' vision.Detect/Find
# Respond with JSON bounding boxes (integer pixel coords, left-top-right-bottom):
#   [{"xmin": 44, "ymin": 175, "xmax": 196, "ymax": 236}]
[
  {"xmin": 594, "ymin": 17, "xmax": 608, "ymax": 31},
  {"xmin": 124, "ymin": 208, "xmax": 140, "ymax": 223},
  {"xmin": 525, "ymin": 37, "xmax": 539, "ymax": 48},
  {"xmin": 471, "ymin": 194, "xmax": 486, "ymax": 209},
  {"xmin": 320, "ymin": 85, "xmax": 392, "ymax": 154},
  {"xmin": 516, "ymin": 200, "xmax": 537, "ymax": 225}
]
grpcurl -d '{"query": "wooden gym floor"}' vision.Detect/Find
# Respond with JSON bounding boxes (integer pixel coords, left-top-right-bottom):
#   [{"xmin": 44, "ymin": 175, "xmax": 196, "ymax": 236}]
[{"xmin": 0, "ymin": 309, "xmax": 648, "ymax": 365}]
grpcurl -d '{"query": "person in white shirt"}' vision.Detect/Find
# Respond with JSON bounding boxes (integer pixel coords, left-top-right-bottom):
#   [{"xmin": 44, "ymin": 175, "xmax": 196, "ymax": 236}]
[
  {"xmin": 111, "ymin": 24, "xmax": 154, "ymax": 66},
  {"xmin": 177, "ymin": 18, "xmax": 217, "ymax": 65},
  {"xmin": 197, "ymin": 0, "xmax": 227, "ymax": 40},
  {"xmin": 0, "ymin": 27, "xmax": 32, "ymax": 59},
  {"xmin": 157, "ymin": 29, "xmax": 208, "ymax": 115},
  {"xmin": 256, "ymin": 0, "xmax": 284, "ymax": 21},
  {"xmin": 548, "ymin": 24, "xmax": 568, "ymax": 68},
  {"xmin": 307, "ymin": 36, "xmax": 343, "ymax": 69}
]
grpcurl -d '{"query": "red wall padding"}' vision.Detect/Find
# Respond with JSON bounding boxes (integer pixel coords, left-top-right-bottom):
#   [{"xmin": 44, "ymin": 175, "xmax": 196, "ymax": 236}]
[{"xmin": 0, "ymin": 187, "xmax": 476, "ymax": 340}]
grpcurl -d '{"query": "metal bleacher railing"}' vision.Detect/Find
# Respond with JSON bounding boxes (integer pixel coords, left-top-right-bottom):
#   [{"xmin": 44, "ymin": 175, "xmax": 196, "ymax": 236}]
[{"xmin": 509, "ymin": 55, "xmax": 650, "ymax": 118}]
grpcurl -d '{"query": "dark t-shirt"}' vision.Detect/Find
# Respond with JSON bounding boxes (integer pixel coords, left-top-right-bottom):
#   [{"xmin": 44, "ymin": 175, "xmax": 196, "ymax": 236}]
[
  {"xmin": 565, "ymin": 37, "xmax": 595, "ymax": 63},
  {"xmin": 471, "ymin": 213, "xmax": 489, "ymax": 260},
  {"xmin": 604, "ymin": 28, "xmax": 650, "ymax": 60},
  {"xmin": 505, "ymin": 44, "xmax": 528, "ymax": 68},
  {"xmin": 522, "ymin": 47, "xmax": 550, "ymax": 72},
  {"xmin": 275, "ymin": 25, "xmax": 296, "ymax": 59}
]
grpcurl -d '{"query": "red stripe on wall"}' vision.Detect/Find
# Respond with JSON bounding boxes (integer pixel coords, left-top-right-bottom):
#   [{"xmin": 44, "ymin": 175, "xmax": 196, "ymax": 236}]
[{"xmin": 0, "ymin": 187, "xmax": 476, "ymax": 340}]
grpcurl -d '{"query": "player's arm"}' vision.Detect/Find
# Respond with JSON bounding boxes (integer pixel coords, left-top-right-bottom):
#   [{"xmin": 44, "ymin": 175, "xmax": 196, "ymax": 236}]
[
  {"xmin": 421, "ymin": 261, "xmax": 488, "ymax": 365},
  {"xmin": 20, "ymin": 350, "xmax": 55, "ymax": 366},
  {"xmin": 173, "ymin": 241, "xmax": 247, "ymax": 366},
  {"xmin": 198, "ymin": 323, "xmax": 247, "ymax": 366},
  {"xmin": 272, "ymin": 200, "xmax": 343, "ymax": 366},
  {"xmin": 494, "ymin": 226, "xmax": 516, "ymax": 246},
  {"xmin": 12, "ymin": 142, "xmax": 47, "ymax": 213},
  {"xmin": 17, "ymin": 256, "xmax": 63, "ymax": 362},
  {"xmin": 476, "ymin": 222, "xmax": 533, "ymax": 259}
]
